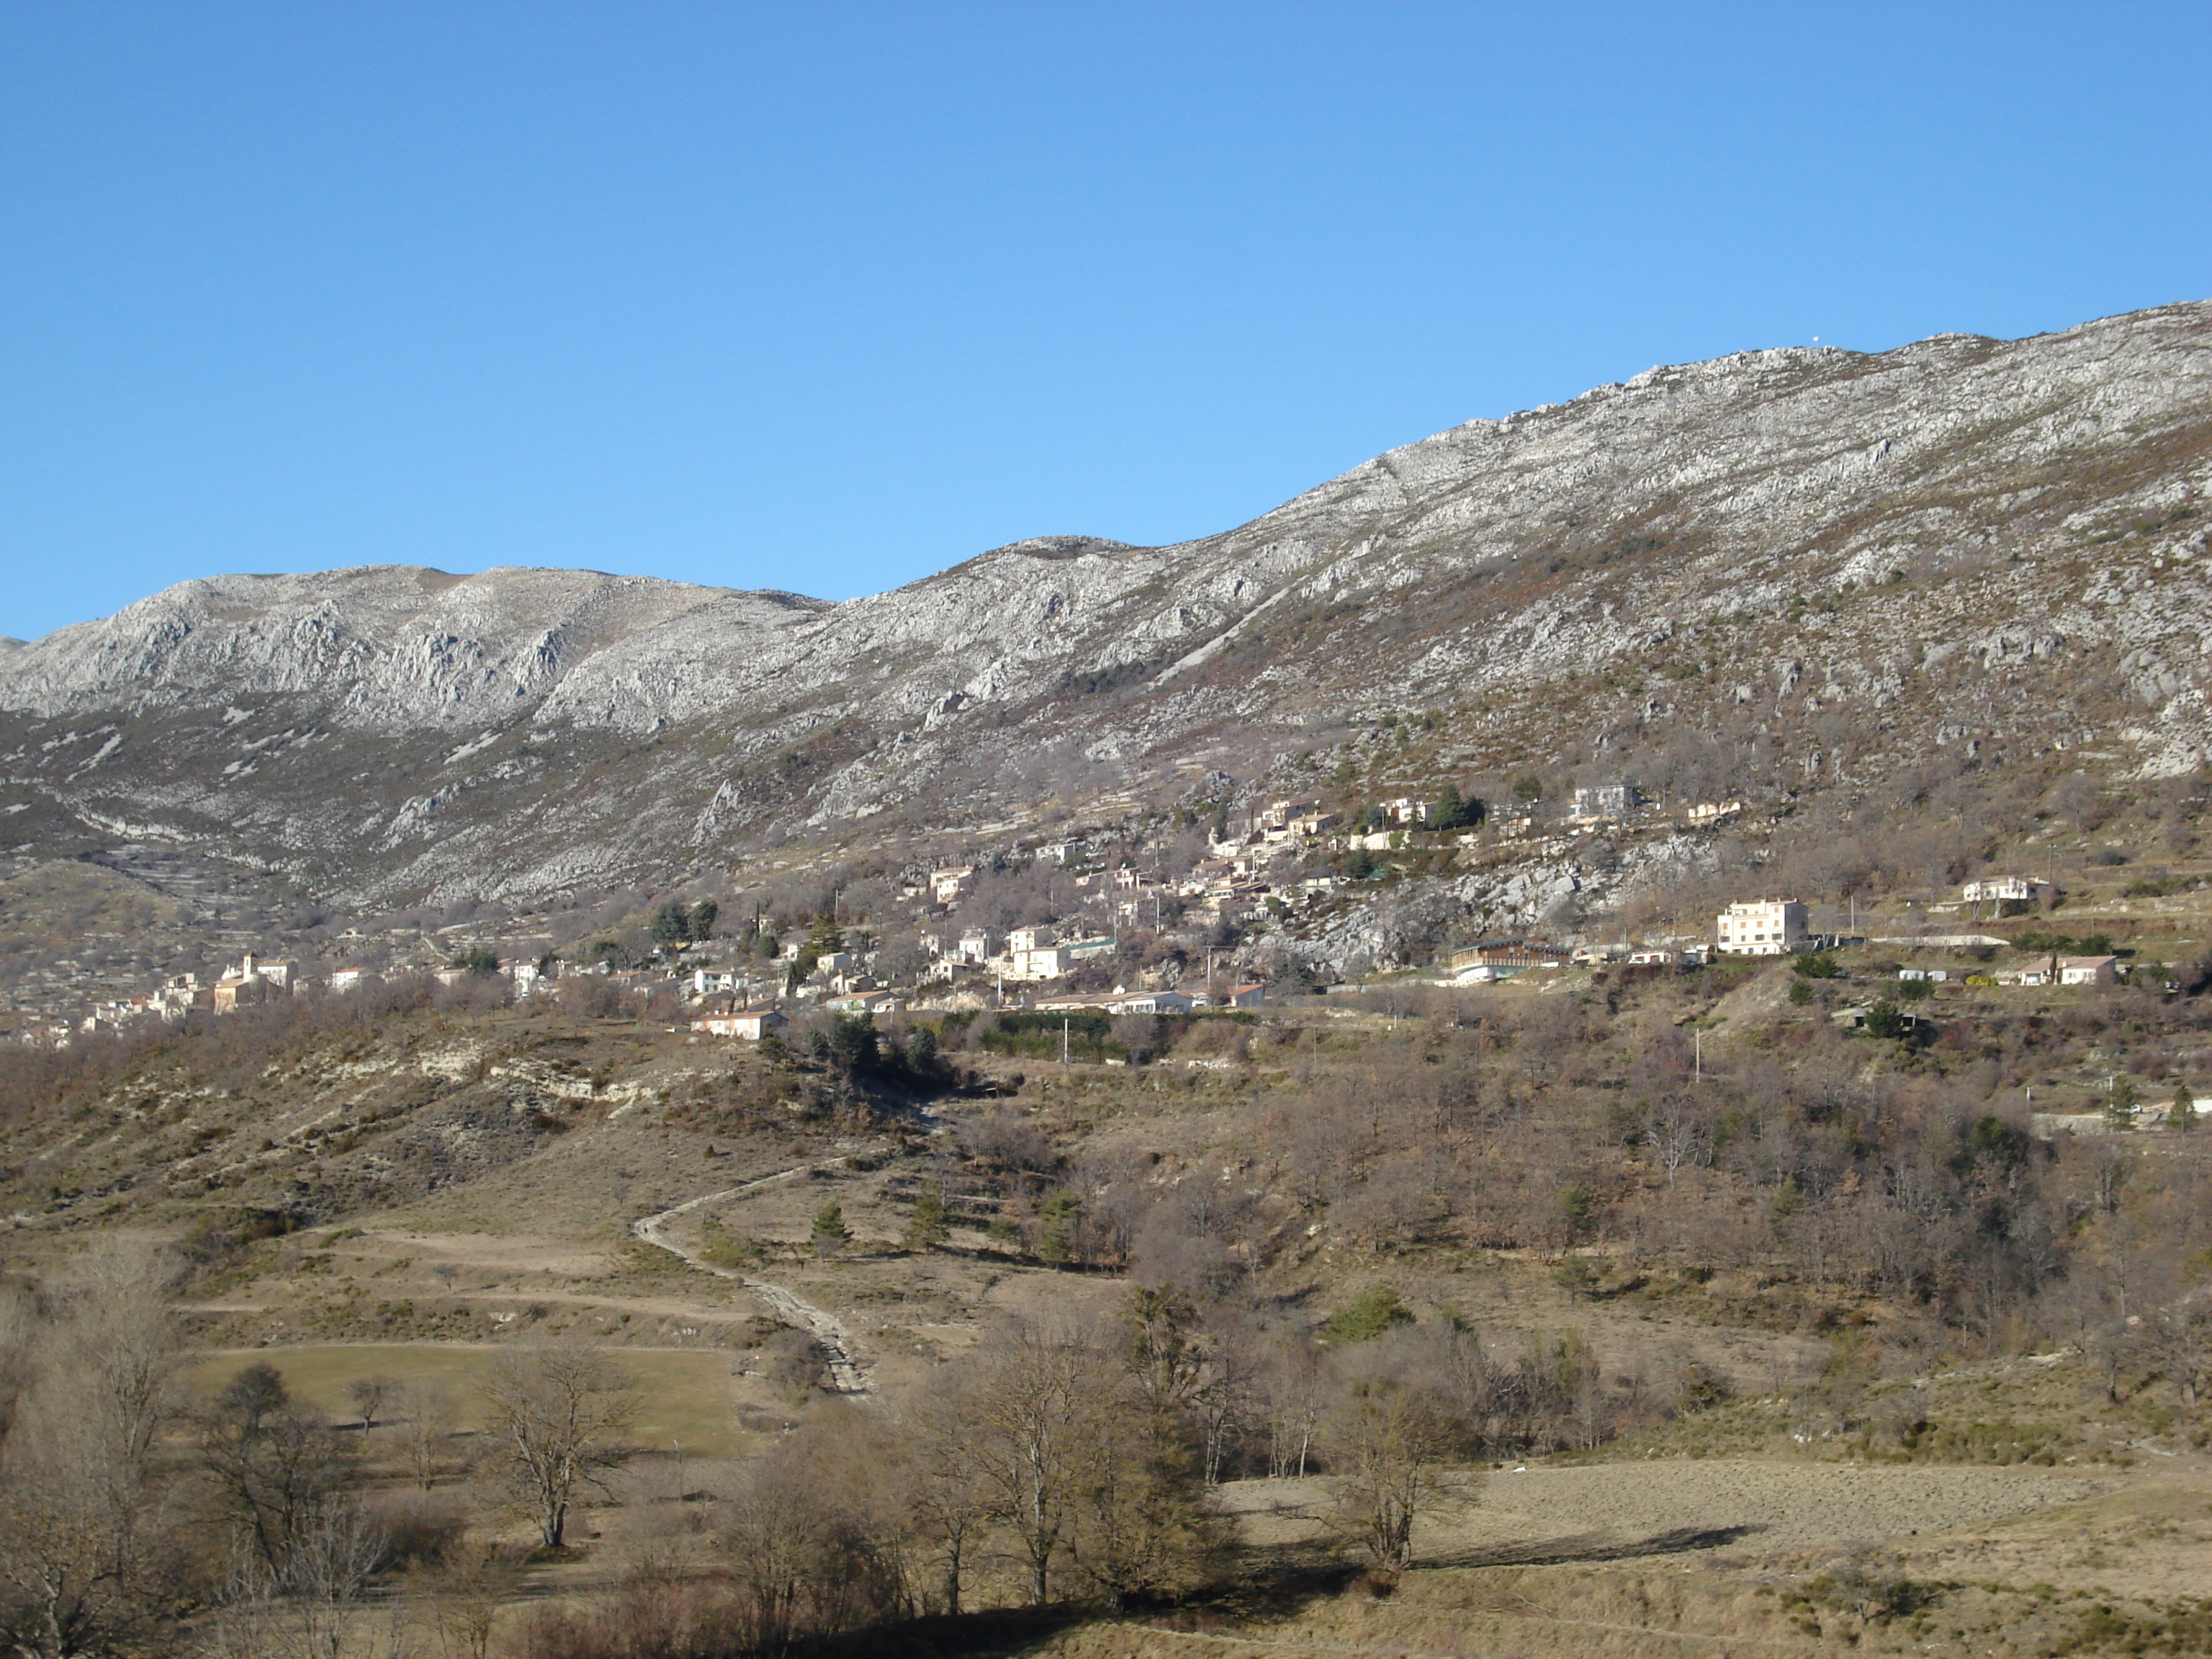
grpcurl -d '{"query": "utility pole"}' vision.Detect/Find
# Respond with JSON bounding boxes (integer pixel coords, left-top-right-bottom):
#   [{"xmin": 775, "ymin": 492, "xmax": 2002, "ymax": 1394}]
[
  {"xmin": 1062, "ymin": 1017, "xmax": 1070, "ymax": 1067},
  {"xmin": 1694, "ymin": 1028, "xmax": 1702, "ymax": 1082}
]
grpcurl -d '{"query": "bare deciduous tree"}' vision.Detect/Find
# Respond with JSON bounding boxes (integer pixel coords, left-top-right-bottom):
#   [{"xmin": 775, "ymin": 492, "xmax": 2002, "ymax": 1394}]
[
  {"xmin": 961, "ymin": 1317, "xmax": 1098, "ymax": 1606},
  {"xmin": 0, "ymin": 1244, "xmax": 181, "ymax": 1659},
  {"xmin": 1644, "ymin": 1097, "xmax": 1710, "ymax": 1184},
  {"xmin": 0, "ymin": 1380, "xmax": 172, "ymax": 1659},
  {"xmin": 1316, "ymin": 1371, "xmax": 1473, "ymax": 1573},
  {"xmin": 417, "ymin": 1539, "xmax": 524, "ymax": 1659},
  {"xmin": 197, "ymin": 1366, "xmax": 351, "ymax": 1575},
  {"xmin": 480, "ymin": 1341, "xmax": 639, "ymax": 1548},
  {"xmin": 393, "ymin": 1380, "xmax": 462, "ymax": 1491},
  {"xmin": 892, "ymin": 1378, "xmax": 995, "ymax": 1616},
  {"xmin": 347, "ymin": 1375, "xmax": 396, "ymax": 1437}
]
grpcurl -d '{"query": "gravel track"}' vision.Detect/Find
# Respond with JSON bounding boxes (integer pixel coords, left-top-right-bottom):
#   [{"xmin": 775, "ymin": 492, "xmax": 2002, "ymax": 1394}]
[{"xmin": 630, "ymin": 1146, "xmax": 881, "ymax": 1394}]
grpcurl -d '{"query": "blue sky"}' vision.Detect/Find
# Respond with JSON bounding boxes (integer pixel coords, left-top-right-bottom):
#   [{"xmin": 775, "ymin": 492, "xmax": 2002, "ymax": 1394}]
[{"xmin": 4, "ymin": 2, "xmax": 2208, "ymax": 640}]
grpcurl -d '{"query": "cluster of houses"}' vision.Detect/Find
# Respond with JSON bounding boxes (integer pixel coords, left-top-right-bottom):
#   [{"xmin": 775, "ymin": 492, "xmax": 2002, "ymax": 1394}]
[
  {"xmin": 45, "ymin": 950, "xmax": 564, "ymax": 1044},
  {"xmin": 21, "ymin": 811, "xmax": 2139, "ymax": 1051},
  {"xmin": 68, "ymin": 952, "xmax": 307, "ymax": 1039},
  {"xmin": 1431, "ymin": 876, "xmax": 2124, "ymax": 992}
]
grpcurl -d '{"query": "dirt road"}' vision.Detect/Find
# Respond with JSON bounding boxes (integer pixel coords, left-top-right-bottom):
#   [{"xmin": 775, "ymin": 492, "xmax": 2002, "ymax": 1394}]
[{"xmin": 631, "ymin": 1147, "xmax": 878, "ymax": 1393}]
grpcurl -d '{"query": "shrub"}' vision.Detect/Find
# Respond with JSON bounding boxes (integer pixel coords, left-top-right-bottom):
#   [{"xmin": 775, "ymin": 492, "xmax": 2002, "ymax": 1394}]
[{"xmin": 1324, "ymin": 1285, "xmax": 1416, "ymax": 1344}]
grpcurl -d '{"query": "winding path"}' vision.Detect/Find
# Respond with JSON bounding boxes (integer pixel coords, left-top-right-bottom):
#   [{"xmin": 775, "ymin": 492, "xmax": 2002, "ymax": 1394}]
[{"xmin": 630, "ymin": 1147, "xmax": 880, "ymax": 1394}]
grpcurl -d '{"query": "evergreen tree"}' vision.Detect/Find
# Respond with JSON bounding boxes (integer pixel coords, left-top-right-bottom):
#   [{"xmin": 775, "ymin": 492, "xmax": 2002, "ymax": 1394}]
[
  {"xmin": 826, "ymin": 1012, "xmax": 880, "ymax": 1072},
  {"xmin": 810, "ymin": 1203, "xmax": 852, "ymax": 1258},
  {"xmin": 1322, "ymin": 1285, "xmax": 1415, "ymax": 1344},
  {"xmin": 685, "ymin": 899, "xmax": 719, "ymax": 941},
  {"xmin": 1424, "ymin": 778, "xmax": 1460, "ymax": 832},
  {"xmin": 1038, "ymin": 1192, "xmax": 1080, "ymax": 1264},
  {"xmin": 904, "ymin": 1187, "xmax": 949, "ymax": 1252},
  {"xmin": 2175, "ymin": 1076, "xmax": 2198, "ymax": 1133},
  {"xmin": 1431, "ymin": 783, "xmax": 1477, "ymax": 831},
  {"xmin": 2105, "ymin": 1074, "xmax": 2139, "ymax": 1131},
  {"xmin": 904, "ymin": 1025, "xmax": 940, "ymax": 1074}
]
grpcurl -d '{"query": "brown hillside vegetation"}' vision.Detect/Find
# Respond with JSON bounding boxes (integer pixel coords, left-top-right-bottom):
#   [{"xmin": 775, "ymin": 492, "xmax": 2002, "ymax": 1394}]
[{"xmin": 6, "ymin": 932, "xmax": 2212, "ymax": 1656}]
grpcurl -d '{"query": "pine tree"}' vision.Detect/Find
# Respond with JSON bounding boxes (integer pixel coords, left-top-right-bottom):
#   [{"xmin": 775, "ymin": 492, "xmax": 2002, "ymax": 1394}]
[
  {"xmin": 2104, "ymin": 1075, "xmax": 2139, "ymax": 1131},
  {"xmin": 904, "ymin": 1187, "xmax": 949, "ymax": 1252},
  {"xmin": 810, "ymin": 1203, "xmax": 852, "ymax": 1258},
  {"xmin": 1038, "ymin": 1192, "xmax": 1080, "ymax": 1264},
  {"xmin": 904, "ymin": 1025, "xmax": 939, "ymax": 1074},
  {"xmin": 2174, "ymin": 1076, "xmax": 2197, "ymax": 1133}
]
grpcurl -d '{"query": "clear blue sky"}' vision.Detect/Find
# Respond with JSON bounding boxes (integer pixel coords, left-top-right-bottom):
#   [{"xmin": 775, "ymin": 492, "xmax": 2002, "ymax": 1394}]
[{"xmin": 4, "ymin": 2, "xmax": 2209, "ymax": 641}]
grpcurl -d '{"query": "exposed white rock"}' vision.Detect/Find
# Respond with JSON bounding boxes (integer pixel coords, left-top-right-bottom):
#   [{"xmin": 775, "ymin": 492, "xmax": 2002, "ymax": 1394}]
[{"xmin": 0, "ymin": 302, "xmax": 2205, "ymax": 904}]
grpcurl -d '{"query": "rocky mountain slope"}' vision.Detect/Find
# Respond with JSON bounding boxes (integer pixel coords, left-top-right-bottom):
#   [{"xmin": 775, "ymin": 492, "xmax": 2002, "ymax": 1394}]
[{"xmin": 2, "ymin": 300, "xmax": 2208, "ymax": 908}]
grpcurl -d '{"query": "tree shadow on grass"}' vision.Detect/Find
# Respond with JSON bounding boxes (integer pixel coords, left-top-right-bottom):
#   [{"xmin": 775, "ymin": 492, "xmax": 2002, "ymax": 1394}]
[
  {"xmin": 795, "ymin": 1604, "xmax": 1092, "ymax": 1658},
  {"xmin": 1425, "ymin": 1522, "xmax": 1768, "ymax": 1569},
  {"xmin": 788, "ymin": 1527, "xmax": 1768, "ymax": 1657}
]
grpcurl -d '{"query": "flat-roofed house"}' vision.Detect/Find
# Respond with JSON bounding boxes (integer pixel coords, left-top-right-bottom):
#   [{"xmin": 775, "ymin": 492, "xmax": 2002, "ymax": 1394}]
[{"xmin": 1715, "ymin": 900, "xmax": 1808, "ymax": 956}]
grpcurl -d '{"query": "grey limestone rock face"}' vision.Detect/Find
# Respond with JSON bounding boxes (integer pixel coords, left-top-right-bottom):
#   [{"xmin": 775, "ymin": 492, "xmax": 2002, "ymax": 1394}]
[{"xmin": 2, "ymin": 300, "xmax": 2208, "ymax": 905}]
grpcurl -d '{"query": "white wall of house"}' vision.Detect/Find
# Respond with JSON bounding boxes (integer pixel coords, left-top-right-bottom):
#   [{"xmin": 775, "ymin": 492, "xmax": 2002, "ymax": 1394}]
[{"xmin": 1716, "ymin": 900, "xmax": 1808, "ymax": 956}]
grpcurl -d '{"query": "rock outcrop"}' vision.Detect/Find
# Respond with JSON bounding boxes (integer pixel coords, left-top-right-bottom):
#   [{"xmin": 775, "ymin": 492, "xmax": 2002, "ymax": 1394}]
[{"xmin": 3, "ymin": 300, "xmax": 2208, "ymax": 905}]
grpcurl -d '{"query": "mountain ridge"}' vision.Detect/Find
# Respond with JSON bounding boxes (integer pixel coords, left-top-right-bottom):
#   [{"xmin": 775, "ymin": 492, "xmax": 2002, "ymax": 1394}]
[{"xmin": 1, "ymin": 299, "xmax": 2208, "ymax": 910}]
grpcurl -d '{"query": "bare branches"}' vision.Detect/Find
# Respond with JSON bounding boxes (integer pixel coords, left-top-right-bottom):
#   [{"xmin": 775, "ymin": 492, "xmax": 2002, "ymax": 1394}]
[{"xmin": 479, "ymin": 1341, "xmax": 640, "ymax": 1549}]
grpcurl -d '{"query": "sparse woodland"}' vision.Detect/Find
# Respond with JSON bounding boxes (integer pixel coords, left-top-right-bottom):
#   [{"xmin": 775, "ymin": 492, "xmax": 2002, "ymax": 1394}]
[{"xmin": 7, "ymin": 884, "xmax": 2212, "ymax": 1656}]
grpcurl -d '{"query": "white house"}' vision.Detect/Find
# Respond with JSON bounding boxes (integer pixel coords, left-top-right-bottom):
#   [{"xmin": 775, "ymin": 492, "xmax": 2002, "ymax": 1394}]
[
  {"xmin": 1004, "ymin": 945, "xmax": 1071, "ymax": 981},
  {"xmin": 1380, "ymin": 797, "xmax": 1430, "ymax": 826},
  {"xmin": 1109, "ymin": 990, "xmax": 1194, "ymax": 1014},
  {"xmin": 930, "ymin": 866, "xmax": 977, "ymax": 905},
  {"xmin": 691, "ymin": 1007, "xmax": 788, "ymax": 1040},
  {"xmin": 2059, "ymin": 954, "xmax": 2119, "ymax": 986},
  {"xmin": 1007, "ymin": 925, "xmax": 1058, "ymax": 953},
  {"xmin": 1715, "ymin": 900, "xmax": 1808, "ymax": 956},
  {"xmin": 1963, "ymin": 876, "xmax": 2051, "ymax": 904}
]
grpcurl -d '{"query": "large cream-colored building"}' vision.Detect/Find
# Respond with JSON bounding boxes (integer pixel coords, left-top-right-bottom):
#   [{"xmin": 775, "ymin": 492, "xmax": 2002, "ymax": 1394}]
[{"xmin": 1716, "ymin": 899, "xmax": 1808, "ymax": 956}]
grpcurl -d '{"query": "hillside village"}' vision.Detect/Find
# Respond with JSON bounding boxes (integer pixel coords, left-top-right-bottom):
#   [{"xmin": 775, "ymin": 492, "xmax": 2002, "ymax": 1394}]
[{"xmin": 16, "ymin": 762, "xmax": 2208, "ymax": 1141}]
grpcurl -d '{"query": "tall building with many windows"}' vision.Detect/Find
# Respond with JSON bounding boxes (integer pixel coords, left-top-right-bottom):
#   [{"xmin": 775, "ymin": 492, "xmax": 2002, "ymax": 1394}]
[{"xmin": 1716, "ymin": 900, "xmax": 1808, "ymax": 956}]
